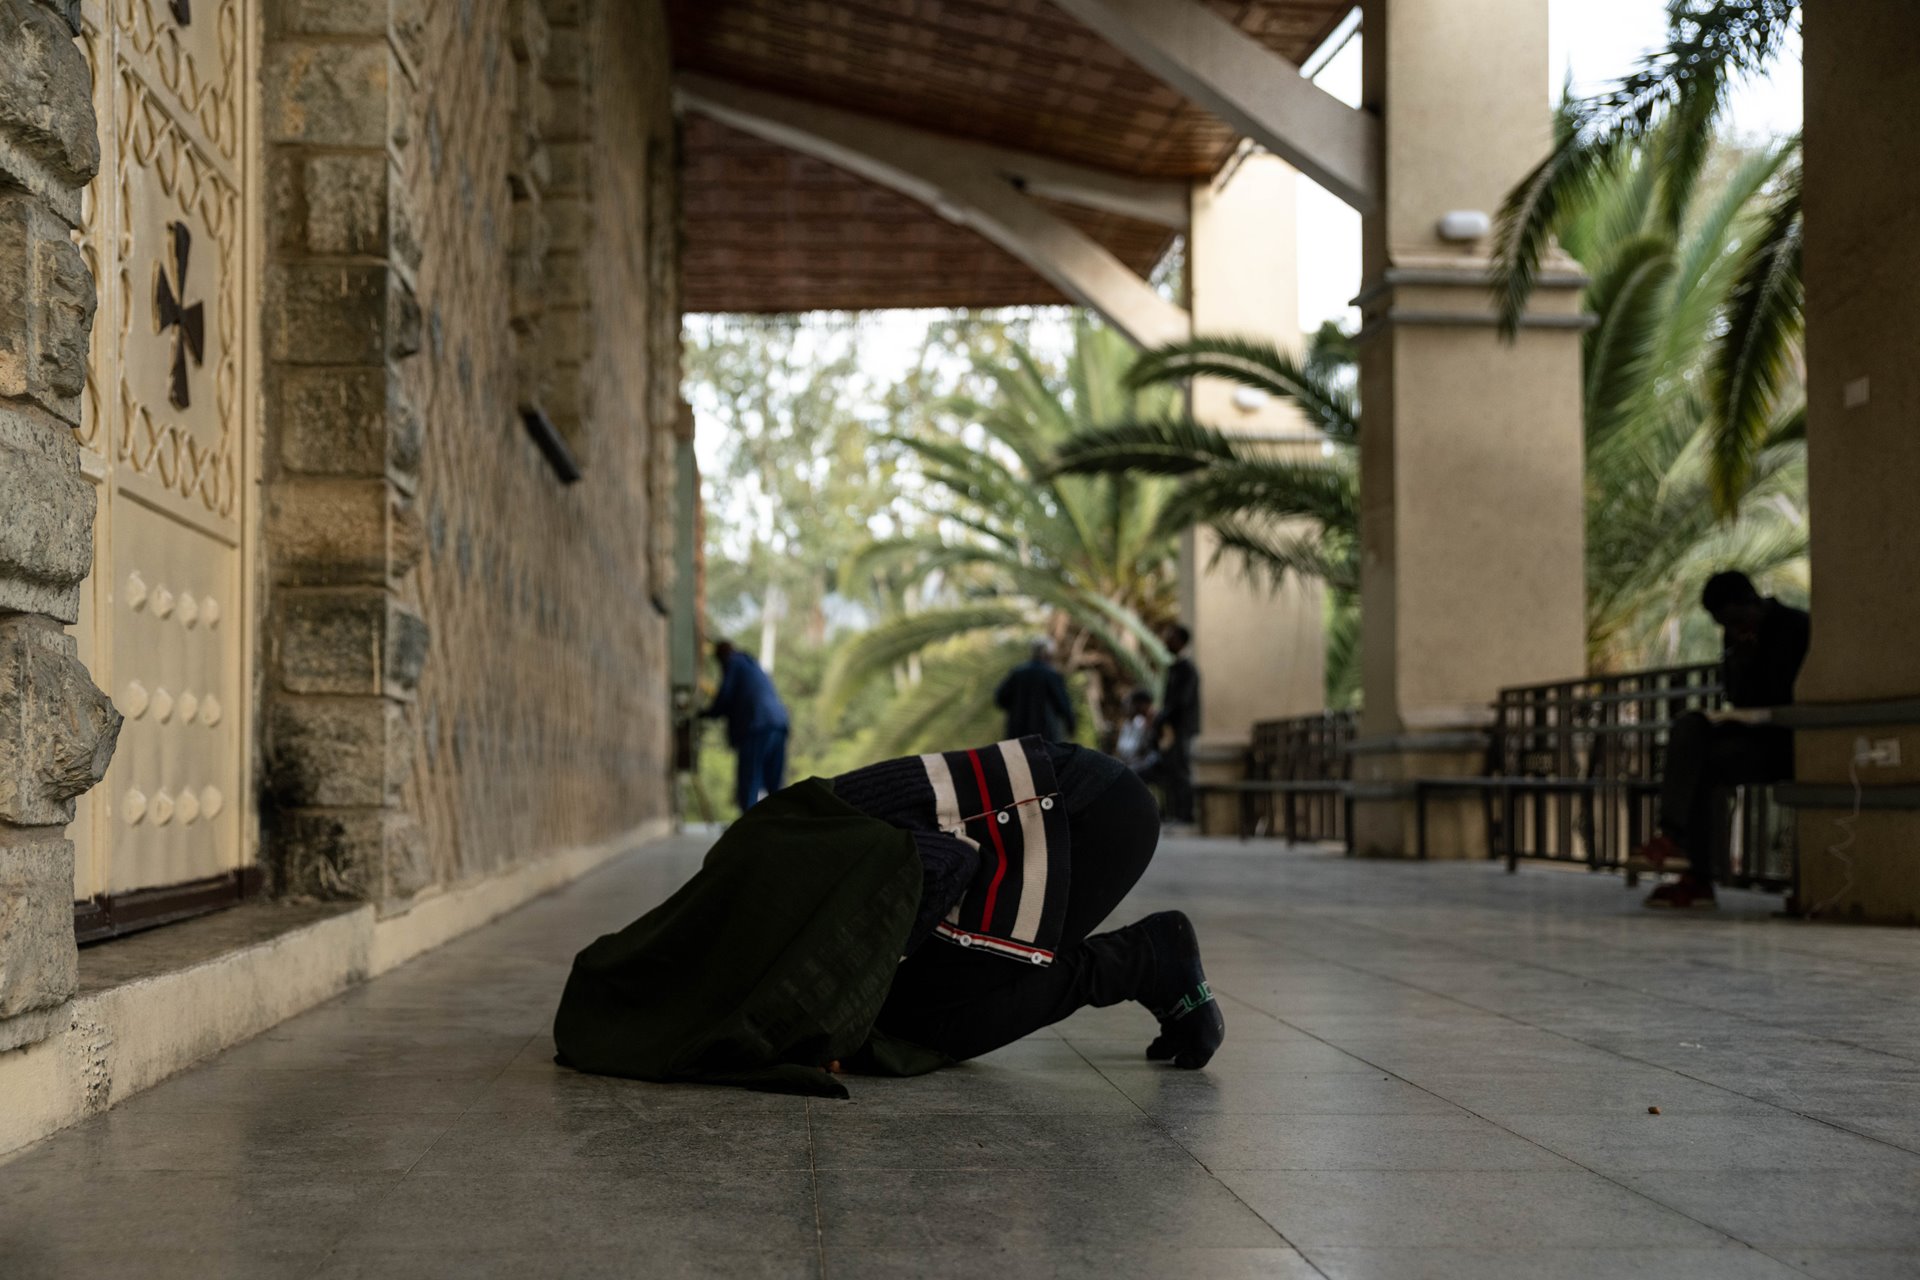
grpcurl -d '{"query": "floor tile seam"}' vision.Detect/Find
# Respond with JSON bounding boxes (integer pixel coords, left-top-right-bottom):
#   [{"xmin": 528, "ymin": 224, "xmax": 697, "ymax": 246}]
[
  {"xmin": 804, "ymin": 1098, "xmax": 829, "ymax": 1280},
  {"xmin": 1249, "ymin": 946, "xmax": 1920, "ymax": 1161},
  {"xmin": 1067, "ymin": 1028, "xmax": 1336, "ymax": 1280},
  {"xmin": 1253, "ymin": 906, "xmax": 1920, "ymax": 1067},
  {"xmin": 1060, "ymin": 1036, "xmax": 1333, "ymax": 1279}
]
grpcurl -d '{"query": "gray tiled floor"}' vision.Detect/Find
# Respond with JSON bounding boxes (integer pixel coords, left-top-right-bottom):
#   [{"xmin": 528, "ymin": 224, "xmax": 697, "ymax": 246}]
[{"xmin": 5, "ymin": 835, "xmax": 1920, "ymax": 1279}]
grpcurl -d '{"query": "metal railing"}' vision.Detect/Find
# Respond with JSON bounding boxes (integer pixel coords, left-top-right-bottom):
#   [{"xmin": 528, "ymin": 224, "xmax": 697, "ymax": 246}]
[
  {"xmin": 1231, "ymin": 709, "xmax": 1358, "ymax": 844},
  {"xmin": 1417, "ymin": 662, "xmax": 1796, "ymax": 891}
]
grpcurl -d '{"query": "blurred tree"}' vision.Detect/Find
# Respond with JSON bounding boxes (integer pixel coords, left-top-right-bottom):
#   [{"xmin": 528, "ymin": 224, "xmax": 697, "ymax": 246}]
[{"xmin": 823, "ymin": 318, "xmax": 1181, "ymax": 750}]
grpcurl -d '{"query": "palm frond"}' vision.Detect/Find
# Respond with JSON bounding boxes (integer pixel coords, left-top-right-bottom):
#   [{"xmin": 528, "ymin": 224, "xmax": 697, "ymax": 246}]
[
  {"xmin": 1047, "ymin": 418, "xmax": 1248, "ymax": 478},
  {"xmin": 1582, "ymin": 234, "xmax": 1677, "ymax": 446},
  {"xmin": 1206, "ymin": 518, "xmax": 1356, "ymax": 594},
  {"xmin": 817, "ymin": 603, "xmax": 1029, "ymax": 723},
  {"xmin": 1125, "ymin": 337, "xmax": 1359, "ymax": 440},
  {"xmin": 1708, "ymin": 156, "xmax": 1803, "ymax": 516},
  {"xmin": 1155, "ymin": 459, "xmax": 1358, "ymax": 540}
]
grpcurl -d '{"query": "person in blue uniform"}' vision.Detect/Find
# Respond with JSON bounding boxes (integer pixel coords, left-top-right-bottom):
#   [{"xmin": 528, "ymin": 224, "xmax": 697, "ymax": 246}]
[{"xmin": 700, "ymin": 640, "xmax": 790, "ymax": 815}]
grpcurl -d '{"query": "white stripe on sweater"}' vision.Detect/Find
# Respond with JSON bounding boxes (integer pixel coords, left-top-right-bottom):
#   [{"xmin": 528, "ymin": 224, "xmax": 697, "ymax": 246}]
[
  {"xmin": 918, "ymin": 751, "xmax": 975, "ymax": 848},
  {"xmin": 998, "ymin": 739, "xmax": 1049, "ymax": 944}
]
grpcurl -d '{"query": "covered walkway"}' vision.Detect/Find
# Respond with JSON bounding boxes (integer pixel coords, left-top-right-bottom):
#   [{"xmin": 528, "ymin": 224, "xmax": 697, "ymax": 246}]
[{"xmin": 4, "ymin": 836, "xmax": 1918, "ymax": 1278}]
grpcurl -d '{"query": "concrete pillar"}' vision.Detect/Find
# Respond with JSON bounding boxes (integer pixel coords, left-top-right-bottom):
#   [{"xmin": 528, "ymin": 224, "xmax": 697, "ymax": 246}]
[
  {"xmin": 1791, "ymin": 0, "xmax": 1920, "ymax": 923},
  {"xmin": 1183, "ymin": 152, "xmax": 1326, "ymax": 831},
  {"xmin": 0, "ymin": 0, "xmax": 121, "ymax": 1052},
  {"xmin": 1349, "ymin": 0, "xmax": 1588, "ymax": 857}
]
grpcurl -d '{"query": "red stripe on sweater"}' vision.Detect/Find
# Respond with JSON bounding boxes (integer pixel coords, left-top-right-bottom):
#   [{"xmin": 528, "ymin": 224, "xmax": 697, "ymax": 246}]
[{"xmin": 968, "ymin": 748, "xmax": 1010, "ymax": 931}]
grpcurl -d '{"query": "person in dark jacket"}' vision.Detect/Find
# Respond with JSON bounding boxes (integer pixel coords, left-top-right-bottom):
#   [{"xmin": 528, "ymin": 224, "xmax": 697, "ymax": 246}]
[
  {"xmin": 700, "ymin": 640, "xmax": 791, "ymax": 815},
  {"xmin": 1637, "ymin": 572, "xmax": 1810, "ymax": 909},
  {"xmin": 994, "ymin": 638, "xmax": 1076, "ymax": 741},
  {"xmin": 1141, "ymin": 623, "xmax": 1200, "ymax": 824},
  {"xmin": 551, "ymin": 736, "xmax": 1226, "ymax": 1097}
]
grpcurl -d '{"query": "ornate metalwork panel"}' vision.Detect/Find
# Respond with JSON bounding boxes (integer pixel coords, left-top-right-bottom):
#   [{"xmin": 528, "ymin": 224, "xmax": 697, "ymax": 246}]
[{"xmin": 71, "ymin": 0, "xmax": 250, "ymax": 904}]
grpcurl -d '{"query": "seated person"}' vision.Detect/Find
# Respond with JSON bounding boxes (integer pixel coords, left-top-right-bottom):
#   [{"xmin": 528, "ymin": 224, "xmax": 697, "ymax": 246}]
[
  {"xmin": 552, "ymin": 737, "xmax": 1224, "ymax": 1096},
  {"xmin": 1113, "ymin": 689, "xmax": 1159, "ymax": 771},
  {"xmin": 1638, "ymin": 571, "xmax": 1809, "ymax": 910}
]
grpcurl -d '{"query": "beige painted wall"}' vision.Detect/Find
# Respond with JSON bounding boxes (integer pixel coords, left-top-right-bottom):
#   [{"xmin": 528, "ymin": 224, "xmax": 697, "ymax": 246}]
[
  {"xmin": 1185, "ymin": 152, "xmax": 1326, "ymax": 751},
  {"xmin": 1792, "ymin": 0, "xmax": 1920, "ymax": 923}
]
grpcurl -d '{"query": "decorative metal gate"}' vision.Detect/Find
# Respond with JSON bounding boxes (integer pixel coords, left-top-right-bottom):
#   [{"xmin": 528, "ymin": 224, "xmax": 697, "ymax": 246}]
[{"xmin": 70, "ymin": 0, "xmax": 255, "ymax": 940}]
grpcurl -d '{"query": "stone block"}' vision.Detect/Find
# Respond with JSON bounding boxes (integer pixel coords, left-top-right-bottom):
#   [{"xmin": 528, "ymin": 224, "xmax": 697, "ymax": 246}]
[
  {"xmin": 277, "ymin": 589, "xmax": 428, "ymax": 699},
  {"xmin": 266, "ymin": 478, "xmax": 411, "ymax": 585},
  {"xmin": 546, "ymin": 253, "xmax": 588, "ymax": 308},
  {"xmin": 267, "ymin": 0, "xmax": 388, "ymax": 36},
  {"xmin": 262, "ymin": 40, "xmax": 388, "ymax": 147},
  {"xmin": 388, "ymin": 385, "xmax": 422, "ymax": 488},
  {"xmin": 0, "ymin": 837, "xmax": 78, "ymax": 1024},
  {"xmin": 0, "ymin": 616, "xmax": 120, "ymax": 826},
  {"xmin": 389, "ymin": 0, "xmax": 429, "ymax": 73},
  {"xmin": 388, "ymin": 169, "xmax": 423, "ymax": 276},
  {"xmin": 0, "ymin": 192, "xmax": 96, "ymax": 423},
  {"xmin": 266, "ymin": 695, "xmax": 408, "ymax": 809},
  {"xmin": 389, "ymin": 276, "xmax": 422, "ymax": 359},
  {"xmin": 265, "ymin": 262, "xmax": 389, "ymax": 365},
  {"xmin": 544, "ymin": 26, "xmax": 587, "ymax": 86},
  {"xmin": 545, "ymin": 306, "xmax": 587, "ymax": 361},
  {"xmin": 270, "ymin": 808, "xmax": 427, "ymax": 903},
  {"xmin": 0, "ymin": 409, "xmax": 92, "ymax": 622},
  {"xmin": 545, "ymin": 198, "xmax": 591, "ymax": 252},
  {"xmin": 304, "ymin": 153, "xmax": 389, "ymax": 256},
  {"xmin": 509, "ymin": 0, "xmax": 551, "ymax": 63},
  {"xmin": 547, "ymin": 142, "xmax": 591, "ymax": 197},
  {"xmin": 275, "ymin": 365, "xmax": 387, "ymax": 477},
  {"xmin": 0, "ymin": 0, "xmax": 98, "ymax": 189},
  {"xmin": 547, "ymin": 85, "xmax": 588, "ymax": 144}
]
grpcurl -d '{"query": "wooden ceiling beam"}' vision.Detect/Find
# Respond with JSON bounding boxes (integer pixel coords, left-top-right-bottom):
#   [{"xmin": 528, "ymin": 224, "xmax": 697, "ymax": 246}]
[
  {"xmin": 1049, "ymin": 0, "xmax": 1378, "ymax": 211},
  {"xmin": 677, "ymin": 72, "xmax": 1191, "ymax": 347}
]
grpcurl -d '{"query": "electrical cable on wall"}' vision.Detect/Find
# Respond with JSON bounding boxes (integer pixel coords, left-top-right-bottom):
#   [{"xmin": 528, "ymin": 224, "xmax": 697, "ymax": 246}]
[{"xmin": 1808, "ymin": 754, "xmax": 1863, "ymax": 920}]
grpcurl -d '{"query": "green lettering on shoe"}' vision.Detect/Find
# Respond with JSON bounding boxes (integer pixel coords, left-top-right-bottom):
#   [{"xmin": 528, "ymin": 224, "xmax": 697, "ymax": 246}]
[{"xmin": 1163, "ymin": 981, "xmax": 1215, "ymax": 1021}]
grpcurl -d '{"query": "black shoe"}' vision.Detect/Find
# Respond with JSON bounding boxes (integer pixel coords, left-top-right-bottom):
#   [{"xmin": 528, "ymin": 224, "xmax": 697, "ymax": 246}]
[{"xmin": 1136, "ymin": 911, "xmax": 1225, "ymax": 1069}]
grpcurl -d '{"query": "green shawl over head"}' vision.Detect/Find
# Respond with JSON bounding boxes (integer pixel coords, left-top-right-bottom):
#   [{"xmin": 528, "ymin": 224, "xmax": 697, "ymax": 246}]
[{"xmin": 552, "ymin": 777, "xmax": 946, "ymax": 1097}]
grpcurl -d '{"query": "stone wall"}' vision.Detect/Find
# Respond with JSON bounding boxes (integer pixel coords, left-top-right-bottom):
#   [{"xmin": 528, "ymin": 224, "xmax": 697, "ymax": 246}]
[
  {"xmin": 0, "ymin": 0, "xmax": 122, "ymax": 1050},
  {"xmin": 264, "ymin": 0, "xmax": 676, "ymax": 901}
]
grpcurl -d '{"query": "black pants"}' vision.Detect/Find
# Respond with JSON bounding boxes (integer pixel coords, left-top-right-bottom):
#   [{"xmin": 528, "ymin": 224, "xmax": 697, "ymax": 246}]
[
  {"xmin": 1659, "ymin": 711, "xmax": 1791, "ymax": 880},
  {"xmin": 1141, "ymin": 734, "xmax": 1195, "ymax": 823},
  {"xmin": 874, "ymin": 768, "xmax": 1163, "ymax": 1062}
]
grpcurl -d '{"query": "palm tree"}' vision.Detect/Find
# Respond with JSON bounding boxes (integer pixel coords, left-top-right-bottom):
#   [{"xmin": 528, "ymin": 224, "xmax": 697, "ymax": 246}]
[
  {"xmin": 1047, "ymin": 332, "xmax": 1364, "ymax": 705},
  {"xmin": 1056, "ymin": 128, "xmax": 1810, "ymax": 682},
  {"xmin": 820, "ymin": 320, "xmax": 1180, "ymax": 751},
  {"xmin": 1566, "ymin": 130, "xmax": 1809, "ymax": 668},
  {"xmin": 1490, "ymin": 0, "xmax": 1802, "ymax": 513}
]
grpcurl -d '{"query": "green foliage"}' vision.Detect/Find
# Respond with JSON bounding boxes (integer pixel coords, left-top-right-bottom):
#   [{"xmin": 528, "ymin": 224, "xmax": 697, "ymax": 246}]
[
  {"xmin": 827, "ymin": 318, "xmax": 1181, "ymax": 752},
  {"xmin": 1492, "ymin": 2, "xmax": 1803, "ymax": 512},
  {"xmin": 1058, "ymin": 119, "xmax": 1812, "ymax": 692}
]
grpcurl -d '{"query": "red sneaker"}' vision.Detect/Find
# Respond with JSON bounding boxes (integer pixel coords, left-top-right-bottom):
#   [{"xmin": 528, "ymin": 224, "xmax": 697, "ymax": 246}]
[
  {"xmin": 1631, "ymin": 833, "xmax": 1684, "ymax": 872},
  {"xmin": 1643, "ymin": 879, "xmax": 1718, "ymax": 910}
]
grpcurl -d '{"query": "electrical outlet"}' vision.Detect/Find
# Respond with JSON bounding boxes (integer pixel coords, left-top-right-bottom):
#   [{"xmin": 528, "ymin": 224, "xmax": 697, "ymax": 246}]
[{"xmin": 1853, "ymin": 736, "xmax": 1902, "ymax": 768}]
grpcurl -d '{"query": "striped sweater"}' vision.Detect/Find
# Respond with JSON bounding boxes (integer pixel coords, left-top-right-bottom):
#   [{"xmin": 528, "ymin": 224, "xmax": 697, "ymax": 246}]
[{"xmin": 832, "ymin": 737, "xmax": 1071, "ymax": 965}]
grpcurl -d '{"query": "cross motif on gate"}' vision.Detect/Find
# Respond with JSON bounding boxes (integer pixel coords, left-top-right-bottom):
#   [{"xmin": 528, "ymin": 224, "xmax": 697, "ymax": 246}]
[{"xmin": 153, "ymin": 221, "xmax": 205, "ymax": 411}]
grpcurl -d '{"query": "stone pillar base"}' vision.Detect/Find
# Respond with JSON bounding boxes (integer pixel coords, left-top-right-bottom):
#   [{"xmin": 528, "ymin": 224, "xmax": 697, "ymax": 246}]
[{"xmin": 1349, "ymin": 732, "xmax": 1486, "ymax": 859}]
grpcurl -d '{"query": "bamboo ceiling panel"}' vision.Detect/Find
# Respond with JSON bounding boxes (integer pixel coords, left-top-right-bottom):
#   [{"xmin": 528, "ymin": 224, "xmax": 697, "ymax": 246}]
[
  {"xmin": 681, "ymin": 116, "xmax": 1171, "ymax": 313},
  {"xmin": 671, "ymin": 0, "xmax": 1355, "ymax": 313}
]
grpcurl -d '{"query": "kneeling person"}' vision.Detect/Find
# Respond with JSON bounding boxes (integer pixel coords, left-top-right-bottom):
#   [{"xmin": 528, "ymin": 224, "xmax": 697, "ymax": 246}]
[{"xmin": 552, "ymin": 738, "xmax": 1224, "ymax": 1095}]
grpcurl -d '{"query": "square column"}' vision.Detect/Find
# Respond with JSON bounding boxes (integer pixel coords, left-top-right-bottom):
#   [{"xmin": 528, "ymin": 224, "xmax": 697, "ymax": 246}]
[
  {"xmin": 1183, "ymin": 152, "xmax": 1327, "ymax": 829},
  {"xmin": 1792, "ymin": 0, "xmax": 1920, "ymax": 922},
  {"xmin": 1350, "ymin": 0, "xmax": 1588, "ymax": 856}
]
